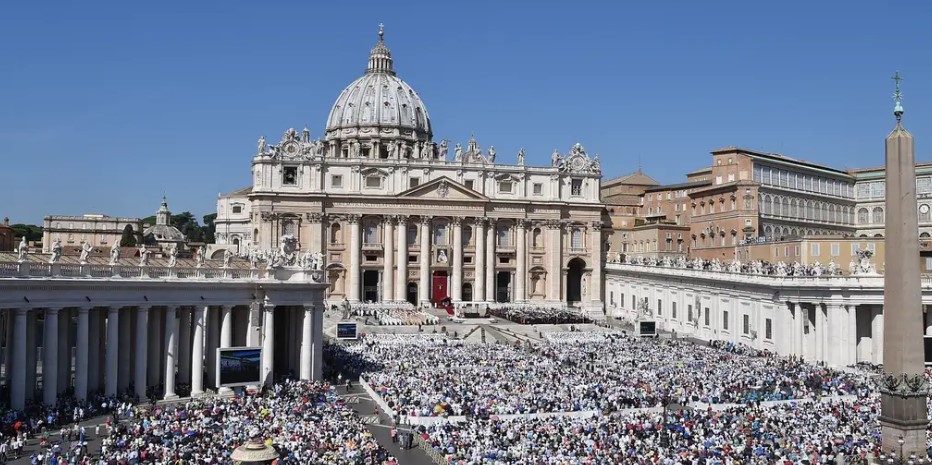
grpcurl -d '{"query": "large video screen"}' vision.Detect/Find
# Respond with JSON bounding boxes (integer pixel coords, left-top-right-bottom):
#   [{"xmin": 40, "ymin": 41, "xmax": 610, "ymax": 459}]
[
  {"xmin": 218, "ymin": 347, "xmax": 261, "ymax": 387},
  {"xmin": 638, "ymin": 321, "xmax": 657, "ymax": 337},
  {"xmin": 337, "ymin": 322, "xmax": 358, "ymax": 340}
]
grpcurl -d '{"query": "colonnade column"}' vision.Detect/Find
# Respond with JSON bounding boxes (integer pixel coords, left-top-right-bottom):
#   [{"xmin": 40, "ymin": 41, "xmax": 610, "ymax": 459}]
[
  {"xmin": 57, "ymin": 309, "xmax": 70, "ymax": 394},
  {"xmin": 261, "ymin": 304, "xmax": 274, "ymax": 386},
  {"xmin": 452, "ymin": 217, "xmax": 463, "ymax": 302},
  {"xmin": 163, "ymin": 306, "xmax": 178, "ymax": 400},
  {"xmin": 75, "ymin": 307, "xmax": 89, "ymax": 401},
  {"xmin": 383, "ymin": 218, "xmax": 395, "ymax": 302},
  {"xmin": 25, "ymin": 311, "xmax": 36, "ymax": 401},
  {"xmin": 190, "ymin": 306, "xmax": 205, "ymax": 396},
  {"xmin": 118, "ymin": 309, "xmax": 131, "ymax": 392},
  {"xmin": 515, "ymin": 220, "xmax": 527, "ymax": 302},
  {"xmin": 486, "ymin": 219, "xmax": 496, "ymax": 301},
  {"xmin": 43, "ymin": 308, "xmax": 59, "ymax": 406},
  {"xmin": 218, "ymin": 305, "xmax": 233, "ymax": 395},
  {"xmin": 395, "ymin": 216, "xmax": 409, "ymax": 302},
  {"xmin": 418, "ymin": 217, "xmax": 431, "ymax": 304},
  {"xmin": 87, "ymin": 309, "xmax": 100, "ymax": 394},
  {"xmin": 348, "ymin": 215, "xmax": 361, "ymax": 302},
  {"xmin": 474, "ymin": 218, "xmax": 486, "ymax": 302},
  {"xmin": 178, "ymin": 308, "xmax": 191, "ymax": 385},
  {"xmin": 205, "ymin": 307, "xmax": 218, "ymax": 388},
  {"xmin": 147, "ymin": 307, "xmax": 162, "ymax": 389},
  {"xmin": 312, "ymin": 305, "xmax": 323, "ymax": 380},
  {"xmin": 105, "ymin": 307, "xmax": 120, "ymax": 396},
  {"xmin": 848, "ymin": 305, "xmax": 857, "ymax": 366},
  {"xmin": 827, "ymin": 303, "xmax": 845, "ymax": 367},
  {"xmin": 134, "ymin": 306, "xmax": 148, "ymax": 399},
  {"xmin": 872, "ymin": 306, "xmax": 884, "ymax": 364},
  {"xmin": 300, "ymin": 306, "xmax": 313, "ymax": 380},
  {"xmin": 10, "ymin": 308, "xmax": 27, "ymax": 411}
]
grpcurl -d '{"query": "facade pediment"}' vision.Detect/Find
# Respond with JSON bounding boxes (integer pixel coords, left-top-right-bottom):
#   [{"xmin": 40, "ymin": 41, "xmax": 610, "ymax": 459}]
[{"xmin": 398, "ymin": 177, "xmax": 488, "ymax": 202}]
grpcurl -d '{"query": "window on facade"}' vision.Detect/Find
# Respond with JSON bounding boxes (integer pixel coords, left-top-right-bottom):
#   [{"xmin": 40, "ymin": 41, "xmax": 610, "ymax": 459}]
[
  {"xmin": 464, "ymin": 180, "xmax": 475, "ymax": 190},
  {"xmin": 232, "ymin": 205, "xmax": 242, "ymax": 214},
  {"xmin": 497, "ymin": 225, "xmax": 511, "ymax": 247},
  {"xmin": 571, "ymin": 179, "xmax": 583, "ymax": 196},
  {"xmin": 433, "ymin": 223, "xmax": 448, "ymax": 245},
  {"xmin": 365, "ymin": 175, "xmax": 382, "ymax": 188},
  {"xmin": 532, "ymin": 228, "xmax": 542, "ymax": 247},
  {"xmin": 687, "ymin": 304, "xmax": 693, "ymax": 322},
  {"xmin": 857, "ymin": 208, "xmax": 869, "ymax": 224},
  {"xmin": 743, "ymin": 314, "xmax": 750, "ymax": 334},
  {"xmin": 765, "ymin": 318, "xmax": 773, "ymax": 339},
  {"xmin": 715, "ymin": 176, "xmax": 723, "ymax": 185},
  {"xmin": 921, "ymin": 204, "xmax": 931, "ymax": 223},
  {"xmin": 283, "ymin": 167, "xmax": 297, "ymax": 185},
  {"xmin": 410, "ymin": 177, "xmax": 420, "ymax": 188},
  {"xmin": 872, "ymin": 207, "xmax": 884, "ymax": 224},
  {"xmin": 657, "ymin": 299, "xmax": 662, "ymax": 316},
  {"xmin": 330, "ymin": 224, "xmax": 342, "ymax": 244},
  {"xmin": 672, "ymin": 302, "xmax": 677, "ymax": 319},
  {"xmin": 363, "ymin": 221, "xmax": 379, "ymax": 244},
  {"xmin": 723, "ymin": 311, "xmax": 729, "ymax": 330},
  {"xmin": 811, "ymin": 243, "xmax": 820, "ymax": 256},
  {"xmin": 462, "ymin": 225, "xmax": 473, "ymax": 247},
  {"xmin": 831, "ymin": 243, "xmax": 840, "ymax": 256},
  {"xmin": 331, "ymin": 175, "xmax": 343, "ymax": 188},
  {"xmin": 499, "ymin": 181, "xmax": 514, "ymax": 193},
  {"xmin": 704, "ymin": 308, "xmax": 710, "ymax": 326},
  {"xmin": 407, "ymin": 225, "xmax": 418, "ymax": 245},
  {"xmin": 570, "ymin": 228, "xmax": 583, "ymax": 249},
  {"xmin": 281, "ymin": 217, "xmax": 298, "ymax": 237},
  {"xmin": 533, "ymin": 183, "xmax": 543, "ymax": 195}
]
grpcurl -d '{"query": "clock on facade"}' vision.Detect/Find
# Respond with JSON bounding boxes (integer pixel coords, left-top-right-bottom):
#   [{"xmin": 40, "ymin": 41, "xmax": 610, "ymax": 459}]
[{"xmin": 920, "ymin": 204, "xmax": 929, "ymax": 214}]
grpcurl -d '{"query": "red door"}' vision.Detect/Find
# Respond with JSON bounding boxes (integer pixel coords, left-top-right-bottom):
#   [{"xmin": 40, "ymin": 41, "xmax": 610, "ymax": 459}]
[{"xmin": 431, "ymin": 271, "xmax": 449, "ymax": 307}]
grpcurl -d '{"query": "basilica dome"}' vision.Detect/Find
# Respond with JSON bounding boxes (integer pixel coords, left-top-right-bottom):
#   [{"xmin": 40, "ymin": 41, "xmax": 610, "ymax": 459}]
[{"xmin": 325, "ymin": 26, "xmax": 432, "ymax": 143}]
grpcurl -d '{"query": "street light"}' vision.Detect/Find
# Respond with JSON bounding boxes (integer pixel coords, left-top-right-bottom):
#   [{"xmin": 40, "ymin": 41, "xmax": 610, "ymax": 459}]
[
  {"xmin": 879, "ymin": 436, "xmax": 925, "ymax": 465},
  {"xmin": 230, "ymin": 438, "xmax": 279, "ymax": 465}
]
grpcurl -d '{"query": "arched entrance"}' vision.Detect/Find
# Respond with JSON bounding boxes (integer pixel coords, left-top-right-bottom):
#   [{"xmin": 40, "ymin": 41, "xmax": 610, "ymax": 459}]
[
  {"xmin": 362, "ymin": 270, "xmax": 379, "ymax": 302},
  {"xmin": 463, "ymin": 283, "xmax": 473, "ymax": 302},
  {"xmin": 566, "ymin": 258, "xmax": 586, "ymax": 303},
  {"xmin": 406, "ymin": 282, "xmax": 418, "ymax": 305}
]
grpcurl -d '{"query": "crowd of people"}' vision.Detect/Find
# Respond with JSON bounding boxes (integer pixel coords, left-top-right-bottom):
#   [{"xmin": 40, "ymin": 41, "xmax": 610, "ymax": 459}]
[
  {"xmin": 487, "ymin": 306, "xmax": 592, "ymax": 325},
  {"xmin": 1, "ymin": 381, "xmax": 395, "ymax": 465},
  {"xmin": 338, "ymin": 332, "xmax": 869, "ymax": 420}
]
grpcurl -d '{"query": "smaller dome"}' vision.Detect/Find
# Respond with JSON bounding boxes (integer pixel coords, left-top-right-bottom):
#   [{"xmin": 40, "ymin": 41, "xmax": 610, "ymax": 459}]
[{"xmin": 143, "ymin": 197, "xmax": 186, "ymax": 245}]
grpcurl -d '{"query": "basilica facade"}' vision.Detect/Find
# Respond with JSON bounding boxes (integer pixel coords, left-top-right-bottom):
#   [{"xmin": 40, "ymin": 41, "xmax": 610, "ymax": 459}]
[{"xmin": 214, "ymin": 27, "xmax": 605, "ymax": 314}]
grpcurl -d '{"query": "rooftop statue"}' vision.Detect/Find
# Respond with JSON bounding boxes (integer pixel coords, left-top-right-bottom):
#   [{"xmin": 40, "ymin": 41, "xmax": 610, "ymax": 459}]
[
  {"xmin": 551, "ymin": 149, "xmax": 561, "ymax": 168},
  {"xmin": 109, "ymin": 241, "xmax": 120, "ymax": 265},
  {"xmin": 517, "ymin": 148, "xmax": 525, "ymax": 165},
  {"xmin": 49, "ymin": 239, "xmax": 63, "ymax": 264},
  {"xmin": 17, "ymin": 236, "xmax": 28, "ymax": 263},
  {"xmin": 439, "ymin": 140, "xmax": 448, "ymax": 160},
  {"xmin": 167, "ymin": 244, "xmax": 178, "ymax": 268},
  {"xmin": 138, "ymin": 244, "xmax": 151, "ymax": 267},
  {"xmin": 257, "ymin": 136, "xmax": 266, "ymax": 155},
  {"xmin": 223, "ymin": 248, "xmax": 234, "ymax": 268},
  {"xmin": 79, "ymin": 242, "xmax": 93, "ymax": 265},
  {"xmin": 487, "ymin": 146, "xmax": 496, "ymax": 163},
  {"xmin": 453, "ymin": 143, "xmax": 463, "ymax": 162},
  {"xmin": 195, "ymin": 246, "xmax": 206, "ymax": 268}
]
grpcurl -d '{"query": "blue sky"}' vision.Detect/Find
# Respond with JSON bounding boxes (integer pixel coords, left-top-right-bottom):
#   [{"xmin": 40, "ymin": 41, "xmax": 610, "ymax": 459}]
[{"xmin": 2, "ymin": 1, "xmax": 931, "ymax": 224}]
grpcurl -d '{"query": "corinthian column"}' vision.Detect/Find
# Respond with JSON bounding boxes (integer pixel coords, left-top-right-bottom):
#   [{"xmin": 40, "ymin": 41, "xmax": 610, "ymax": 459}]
[
  {"xmin": 75, "ymin": 307, "xmax": 90, "ymax": 401},
  {"xmin": 452, "ymin": 217, "xmax": 463, "ymax": 302},
  {"xmin": 515, "ymin": 220, "xmax": 527, "ymax": 302},
  {"xmin": 218, "ymin": 305, "xmax": 233, "ymax": 395},
  {"xmin": 474, "ymin": 218, "xmax": 486, "ymax": 302},
  {"xmin": 300, "ymin": 306, "xmax": 313, "ymax": 381},
  {"xmin": 261, "ymin": 303, "xmax": 274, "ymax": 386},
  {"xmin": 485, "ymin": 219, "xmax": 496, "ymax": 301},
  {"xmin": 383, "ymin": 217, "xmax": 395, "ymax": 302},
  {"xmin": 419, "ymin": 217, "xmax": 431, "ymax": 304},
  {"xmin": 348, "ymin": 215, "xmax": 361, "ymax": 302},
  {"xmin": 134, "ymin": 306, "xmax": 148, "ymax": 399},
  {"xmin": 10, "ymin": 308, "xmax": 27, "ymax": 411},
  {"xmin": 395, "ymin": 216, "xmax": 409, "ymax": 302},
  {"xmin": 190, "ymin": 306, "xmax": 205, "ymax": 396},
  {"xmin": 163, "ymin": 306, "xmax": 178, "ymax": 400},
  {"xmin": 105, "ymin": 307, "xmax": 119, "ymax": 396}
]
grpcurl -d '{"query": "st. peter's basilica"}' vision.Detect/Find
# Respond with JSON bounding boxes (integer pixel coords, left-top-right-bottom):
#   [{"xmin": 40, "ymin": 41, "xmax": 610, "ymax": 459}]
[{"xmin": 213, "ymin": 26, "xmax": 605, "ymax": 316}]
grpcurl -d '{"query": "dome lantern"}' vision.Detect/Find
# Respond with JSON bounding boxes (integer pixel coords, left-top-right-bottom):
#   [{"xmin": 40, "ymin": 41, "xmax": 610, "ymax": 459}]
[{"xmin": 367, "ymin": 23, "xmax": 395, "ymax": 76}]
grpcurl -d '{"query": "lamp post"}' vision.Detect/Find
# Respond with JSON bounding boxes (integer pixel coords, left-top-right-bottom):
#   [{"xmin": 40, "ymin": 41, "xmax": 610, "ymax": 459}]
[
  {"xmin": 230, "ymin": 438, "xmax": 279, "ymax": 465},
  {"xmin": 878, "ymin": 436, "xmax": 923, "ymax": 464}
]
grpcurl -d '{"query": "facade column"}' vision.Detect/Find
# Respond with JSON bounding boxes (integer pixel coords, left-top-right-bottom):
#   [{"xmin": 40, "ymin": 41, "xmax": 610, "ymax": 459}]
[
  {"xmin": 300, "ymin": 306, "xmax": 313, "ymax": 380},
  {"xmin": 43, "ymin": 308, "xmax": 59, "ymax": 405},
  {"xmin": 515, "ymin": 220, "xmax": 527, "ymax": 301},
  {"xmin": 75, "ymin": 307, "xmax": 89, "ymax": 401},
  {"xmin": 163, "ymin": 306, "xmax": 178, "ymax": 400},
  {"xmin": 383, "ymin": 217, "xmax": 395, "ymax": 302},
  {"xmin": 177, "ymin": 308, "xmax": 191, "ymax": 385},
  {"xmin": 348, "ymin": 215, "xmax": 361, "ymax": 302},
  {"xmin": 134, "ymin": 307, "xmax": 148, "ymax": 400},
  {"xmin": 588, "ymin": 222, "xmax": 603, "ymax": 306},
  {"xmin": 872, "ymin": 306, "xmax": 884, "ymax": 364},
  {"xmin": 105, "ymin": 307, "xmax": 120, "ymax": 396},
  {"xmin": 418, "ymin": 217, "xmax": 431, "ymax": 304},
  {"xmin": 218, "ymin": 305, "xmax": 233, "ymax": 395},
  {"xmin": 118, "ymin": 308, "xmax": 131, "ymax": 392},
  {"xmin": 848, "ymin": 304, "xmax": 857, "ymax": 365},
  {"xmin": 205, "ymin": 307, "xmax": 218, "ymax": 388},
  {"xmin": 261, "ymin": 304, "xmax": 274, "ymax": 386},
  {"xmin": 486, "ymin": 219, "xmax": 497, "ymax": 301},
  {"xmin": 10, "ymin": 309, "xmax": 27, "ymax": 411},
  {"xmin": 452, "ymin": 217, "xmax": 463, "ymax": 302},
  {"xmin": 190, "ymin": 306, "xmax": 205, "ymax": 396},
  {"xmin": 827, "ymin": 303, "xmax": 845, "ymax": 367},
  {"xmin": 547, "ymin": 221, "xmax": 562, "ymax": 301},
  {"xmin": 87, "ymin": 309, "xmax": 100, "ymax": 394},
  {"xmin": 474, "ymin": 218, "xmax": 486, "ymax": 302},
  {"xmin": 395, "ymin": 216, "xmax": 409, "ymax": 302}
]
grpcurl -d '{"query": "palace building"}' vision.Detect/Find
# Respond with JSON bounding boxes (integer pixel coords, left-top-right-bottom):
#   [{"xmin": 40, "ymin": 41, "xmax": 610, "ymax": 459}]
[{"xmin": 213, "ymin": 27, "xmax": 605, "ymax": 316}]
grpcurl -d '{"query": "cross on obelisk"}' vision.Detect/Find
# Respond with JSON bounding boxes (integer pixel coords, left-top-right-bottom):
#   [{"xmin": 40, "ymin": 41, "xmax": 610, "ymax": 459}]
[{"xmin": 879, "ymin": 71, "xmax": 929, "ymax": 462}]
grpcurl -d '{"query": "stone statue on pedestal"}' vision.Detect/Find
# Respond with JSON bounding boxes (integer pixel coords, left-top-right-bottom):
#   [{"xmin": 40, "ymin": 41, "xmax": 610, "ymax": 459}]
[
  {"xmin": 487, "ymin": 146, "xmax": 496, "ymax": 163},
  {"xmin": 138, "ymin": 244, "xmax": 151, "ymax": 267},
  {"xmin": 17, "ymin": 237, "xmax": 28, "ymax": 262},
  {"xmin": 79, "ymin": 242, "xmax": 93, "ymax": 265},
  {"xmin": 223, "ymin": 248, "xmax": 234, "ymax": 268},
  {"xmin": 517, "ymin": 148, "xmax": 525, "ymax": 165},
  {"xmin": 109, "ymin": 241, "xmax": 120, "ymax": 265},
  {"xmin": 257, "ymin": 136, "xmax": 266, "ymax": 155},
  {"xmin": 551, "ymin": 149, "xmax": 561, "ymax": 168},
  {"xmin": 453, "ymin": 143, "xmax": 463, "ymax": 162},
  {"xmin": 167, "ymin": 244, "xmax": 178, "ymax": 268},
  {"xmin": 439, "ymin": 140, "xmax": 448, "ymax": 160},
  {"xmin": 195, "ymin": 246, "xmax": 206, "ymax": 268},
  {"xmin": 49, "ymin": 239, "xmax": 62, "ymax": 264}
]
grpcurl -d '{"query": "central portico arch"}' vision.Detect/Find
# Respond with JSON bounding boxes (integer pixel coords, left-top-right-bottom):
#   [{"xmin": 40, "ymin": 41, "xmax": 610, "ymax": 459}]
[{"xmin": 566, "ymin": 257, "xmax": 586, "ymax": 303}]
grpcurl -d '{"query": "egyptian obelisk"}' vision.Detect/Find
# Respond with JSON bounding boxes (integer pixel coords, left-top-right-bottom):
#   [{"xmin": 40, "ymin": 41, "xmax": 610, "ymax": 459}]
[{"xmin": 879, "ymin": 72, "xmax": 928, "ymax": 461}]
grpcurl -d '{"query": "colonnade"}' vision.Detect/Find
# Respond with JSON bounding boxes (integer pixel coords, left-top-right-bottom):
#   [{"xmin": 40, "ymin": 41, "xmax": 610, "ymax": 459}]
[{"xmin": 1, "ymin": 304, "xmax": 324, "ymax": 411}]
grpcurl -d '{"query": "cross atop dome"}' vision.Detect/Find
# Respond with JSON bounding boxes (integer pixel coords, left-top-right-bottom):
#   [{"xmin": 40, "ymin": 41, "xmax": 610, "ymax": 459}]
[{"xmin": 367, "ymin": 23, "xmax": 394, "ymax": 75}]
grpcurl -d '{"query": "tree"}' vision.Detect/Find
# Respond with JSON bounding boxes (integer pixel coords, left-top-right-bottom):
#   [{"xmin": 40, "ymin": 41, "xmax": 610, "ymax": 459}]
[
  {"xmin": 201, "ymin": 213, "xmax": 217, "ymax": 244},
  {"xmin": 120, "ymin": 224, "xmax": 137, "ymax": 247},
  {"xmin": 10, "ymin": 224, "xmax": 43, "ymax": 242}
]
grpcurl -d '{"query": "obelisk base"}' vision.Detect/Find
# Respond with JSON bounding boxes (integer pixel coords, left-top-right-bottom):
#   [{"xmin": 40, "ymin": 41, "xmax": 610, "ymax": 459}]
[{"xmin": 879, "ymin": 392, "xmax": 929, "ymax": 460}]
